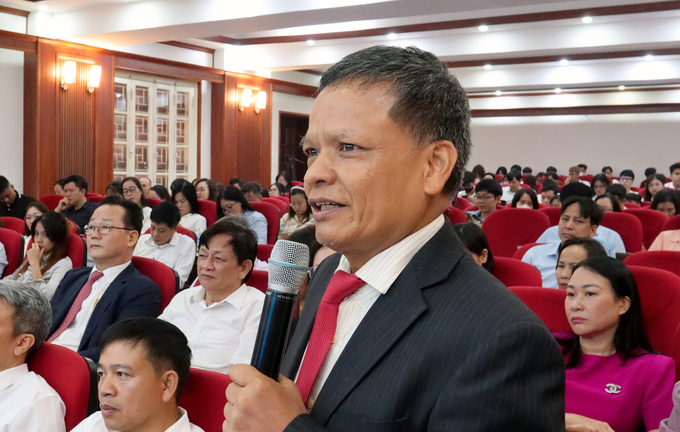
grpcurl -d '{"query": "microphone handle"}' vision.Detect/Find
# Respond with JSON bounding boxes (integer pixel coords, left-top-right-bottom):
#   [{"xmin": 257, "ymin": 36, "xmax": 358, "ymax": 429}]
[{"xmin": 251, "ymin": 289, "xmax": 298, "ymax": 379}]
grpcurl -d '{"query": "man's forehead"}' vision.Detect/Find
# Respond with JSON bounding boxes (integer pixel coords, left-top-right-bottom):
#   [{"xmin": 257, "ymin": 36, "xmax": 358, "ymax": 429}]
[{"xmin": 92, "ymin": 205, "xmax": 124, "ymax": 221}]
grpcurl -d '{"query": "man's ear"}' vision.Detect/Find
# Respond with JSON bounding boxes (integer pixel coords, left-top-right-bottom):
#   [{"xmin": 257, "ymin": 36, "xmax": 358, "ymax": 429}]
[
  {"xmin": 14, "ymin": 333, "xmax": 35, "ymax": 358},
  {"xmin": 423, "ymin": 140, "xmax": 457, "ymax": 196},
  {"xmin": 239, "ymin": 260, "xmax": 254, "ymax": 282},
  {"xmin": 160, "ymin": 370, "xmax": 179, "ymax": 403},
  {"xmin": 128, "ymin": 230, "xmax": 140, "ymax": 247}
]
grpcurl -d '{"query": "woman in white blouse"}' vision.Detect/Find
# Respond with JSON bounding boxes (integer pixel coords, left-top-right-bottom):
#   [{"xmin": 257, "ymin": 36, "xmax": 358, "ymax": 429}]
[
  {"xmin": 279, "ymin": 186, "xmax": 314, "ymax": 239},
  {"xmin": 4, "ymin": 211, "xmax": 72, "ymax": 300},
  {"xmin": 174, "ymin": 181, "xmax": 207, "ymax": 239},
  {"xmin": 122, "ymin": 177, "xmax": 153, "ymax": 234}
]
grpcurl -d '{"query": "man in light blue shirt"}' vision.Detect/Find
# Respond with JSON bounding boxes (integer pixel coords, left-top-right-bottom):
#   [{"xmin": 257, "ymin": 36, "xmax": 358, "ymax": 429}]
[
  {"xmin": 536, "ymin": 225, "xmax": 625, "ymax": 257},
  {"xmin": 523, "ymin": 196, "xmax": 603, "ymax": 288}
]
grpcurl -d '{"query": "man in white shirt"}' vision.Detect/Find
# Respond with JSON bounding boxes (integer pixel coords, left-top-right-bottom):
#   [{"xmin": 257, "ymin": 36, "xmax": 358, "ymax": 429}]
[
  {"xmin": 73, "ymin": 317, "xmax": 203, "ymax": 432},
  {"xmin": 500, "ymin": 170, "xmax": 522, "ymax": 204},
  {"xmin": 0, "ymin": 280, "xmax": 66, "ymax": 431},
  {"xmin": 160, "ymin": 221, "xmax": 264, "ymax": 374},
  {"xmin": 134, "ymin": 201, "xmax": 196, "ymax": 286},
  {"xmin": 665, "ymin": 163, "xmax": 680, "ymax": 190}
]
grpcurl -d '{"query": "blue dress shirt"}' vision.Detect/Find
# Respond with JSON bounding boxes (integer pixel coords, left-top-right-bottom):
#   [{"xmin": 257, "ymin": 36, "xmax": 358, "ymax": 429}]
[
  {"xmin": 536, "ymin": 225, "xmax": 625, "ymax": 257},
  {"xmin": 521, "ymin": 243, "xmax": 560, "ymax": 288}
]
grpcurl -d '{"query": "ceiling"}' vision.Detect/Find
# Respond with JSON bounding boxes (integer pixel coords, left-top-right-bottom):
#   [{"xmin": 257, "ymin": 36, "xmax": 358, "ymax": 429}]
[{"xmin": 3, "ymin": 0, "xmax": 680, "ymax": 94}]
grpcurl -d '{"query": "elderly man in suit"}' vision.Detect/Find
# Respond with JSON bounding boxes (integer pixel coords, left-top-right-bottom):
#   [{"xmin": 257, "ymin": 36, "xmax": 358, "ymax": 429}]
[
  {"xmin": 223, "ymin": 46, "xmax": 565, "ymax": 431},
  {"xmin": 48, "ymin": 196, "xmax": 161, "ymax": 362}
]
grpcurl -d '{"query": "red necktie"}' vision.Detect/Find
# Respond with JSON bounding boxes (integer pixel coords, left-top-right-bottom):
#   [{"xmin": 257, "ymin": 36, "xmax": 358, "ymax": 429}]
[
  {"xmin": 296, "ymin": 270, "xmax": 365, "ymax": 405},
  {"xmin": 48, "ymin": 271, "xmax": 104, "ymax": 343}
]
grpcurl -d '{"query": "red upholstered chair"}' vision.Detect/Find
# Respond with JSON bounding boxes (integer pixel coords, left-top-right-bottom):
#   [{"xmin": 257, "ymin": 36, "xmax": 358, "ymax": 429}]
[
  {"xmin": 1, "ymin": 216, "xmax": 26, "ymax": 235},
  {"xmin": 662, "ymin": 214, "xmax": 680, "ymax": 232},
  {"xmin": 257, "ymin": 244, "xmax": 274, "ymax": 262},
  {"xmin": 452, "ymin": 197, "xmax": 470, "ymax": 210},
  {"xmin": 627, "ymin": 265, "xmax": 680, "ymax": 380},
  {"xmin": 291, "ymin": 181, "xmax": 304, "ymax": 187},
  {"xmin": 623, "ymin": 209, "xmax": 669, "ymax": 250},
  {"xmin": 482, "ymin": 209, "xmax": 550, "ymax": 258},
  {"xmin": 600, "ymin": 212, "xmax": 643, "ymax": 253},
  {"xmin": 538, "ymin": 203, "xmax": 548, "ymax": 209},
  {"xmin": 623, "ymin": 251, "xmax": 680, "ymax": 279},
  {"xmin": 491, "ymin": 256, "xmax": 542, "ymax": 287},
  {"xmin": 640, "ymin": 201, "xmax": 652, "ymax": 208},
  {"xmin": 624, "ymin": 202, "xmax": 640, "ymax": 209},
  {"xmin": 464, "ymin": 205, "xmax": 506, "ymax": 212},
  {"xmin": 197, "ymin": 200, "xmax": 218, "ymax": 227},
  {"xmin": 444, "ymin": 207, "xmax": 467, "ymax": 225},
  {"xmin": 512, "ymin": 242, "xmax": 545, "ymax": 260},
  {"xmin": 262, "ymin": 197, "xmax": 288, "ymax": 216},
  {"xmin": 494, "ymin": 174, "xmax": 504, "ymax": 182},
  {"xmin": 146, "ymin": 197, "xmax": 162, "ymax": 208},
  {"xmin": 86, "ymin": 193, "xmax": 104, "ymax": 204},
  {"xmin": 538, "ymin": 206, "xmax": 561, "ymax": 227},
  {"xmin": 0, "ymin": 227, "xmax": 23, "ymax": 277},
  {"xmin": 180, "ymin": 367, "xmax": 232, "ymax": 432},
  {"xmin": 248, "ymin": 269, "xmax": 268, "ymax": 294},
  {"xmin": 131, "ymin": 256, "xmax": 178, "ymax": 313},
  {"xmin": 29, "ymin": 234, "xmax": 87, "ymax": 268},
  {"xmin": 39, "ymin": 194, "xmax": 64, "ymax": 211},
  {"xmin": 272, "ymin": 195, "xmax": 290, "ymax": 206},
  {"xmin": 580, "ymin": 175, "xmax": 594, "ymax": 183},
  {"xmin": 28, "ymin": 342, "xmax": 95, "ymax": 431},
  {"xmin": 144, "ymin": 226, "xmax": 196, "ymax": 243},
  {"xmin": 509, "ymin": 287, "xmax": 570, "ymax": 332},
  {"xmin": 250, "ymin": 201, "xmax": 279, "ymax": 244}
]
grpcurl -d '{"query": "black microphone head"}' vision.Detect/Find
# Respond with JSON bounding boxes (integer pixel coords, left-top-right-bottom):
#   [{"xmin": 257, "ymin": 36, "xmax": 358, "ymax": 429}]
[{"xmin": 268, "ymin": 240, "xmax": 310, "ymax": 294}]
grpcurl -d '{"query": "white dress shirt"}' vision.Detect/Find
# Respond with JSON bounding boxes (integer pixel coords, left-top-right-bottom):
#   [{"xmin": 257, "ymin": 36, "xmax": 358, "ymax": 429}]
[
  {"xmin": 298, "ymin": 215, "xmax": 445, "ymax": 407},
  {"xmin": 142, "ymin": 206, "xmax": 152, "ymax": 234},
  {"xmin": 0, "ymin": 363, "xmax": 66, "ymax": 432},
  {"xmin": 134, "ymin": 232, "xmax": 196, "ymax": 286},
  {"xmin": 72, "ymin": 407, "xmax": 203, "ymax": 432},
  {"xmin": 159, "ymin": 284, "xmax": 264, "ymax": 373},
  {"xmin": 0, "ymin": 242, "xmax": 7, "ymax": 276},
  {"xmin": 52, "ymin": 262, "xmax": 131, "ymax": 352},
  {"xmin": 180, "ymin": 213, "xmax": 207, "ymax": 240},
  {"xmin": 666, "ymin": 181, "xmax": 678, "ymax": 190},
  {"xmin": 4, "ymin": 256, "xmax": 73, "ymax": 300}
]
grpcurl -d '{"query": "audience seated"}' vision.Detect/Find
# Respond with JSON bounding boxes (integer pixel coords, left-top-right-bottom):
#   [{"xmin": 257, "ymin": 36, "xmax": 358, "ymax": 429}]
[
  {"xmin": 0, "ymin": 175, "xmax": 36, "ymax": 219},
  {"xmin": 453, "ymin": 223, "xmax": 494, "ymax": 272},
  {"xmin": 619, "ymin": 169, "xmax": 637, "ymax": 195},
  {"xmin": 220, "ymin": 186, "xmax": 267, "ymax": 244},
  {"xmin": 138, "ymin": 176, "xmax": 152, "ymax": 197},
  {"xmin": 47, "ymin": 196, "xmax": 161, "ymax": 362},
  {"xmin": 122, "ymin": 177, "xmax": 152, "ymax": 234},
  {"xmin": 133, "ymin": 202, "xmax": 196, "ymax": 287},
  {"xmin": 644, "ymin": 173, "xmax": 668, "ymax": 202},
  {"xmin": 23, "ymin": 201, "xmax": 47, "ymax": 237},
  {"xmin": 173, "ymin": 181, "xmax": 207, "ymax": 240},
  {"xmin": 72, "ymin": 317, "xmax": 202, "ymax": 431},
  {"xmin": 229, "ymin": 177, "xmax": 244, "ymax": 190},
  {"xmin": 511, "ymin": 189, "xmax": 540, "ymax": 209},
  {"xmin": 53, "ymin": 179, "xmax": 65, "ymax": 195},
  {"xmin": 55, "ymin": 175, "xmax": 98, "ymax": 235},
  {"xmin": 626, "ymin": 192, "xmax": 643, "ymax": 206},
  {"xmin": 665, "ymin": 162, "xmax": 680, "ymax": 190},
  {"xmin": 148, "ymin": 184, "xmax": 170, "ymax": 201},
  {"xmin": 523, "ymin": 196, "xmax": 603, "ymax": 288},
  {"xmin": 4, "ymin": 212, "xmax": 73, "ymax": 300},
  {"xmin": 0, "ymin": 281, "xmax": 66, "ymax": 431},
  {"xmin": 577, "ymin": 163, "xmax": 588, "ymax": 175},
  {"xmin": 279, "ymin": 186, "xmax": 314, "ymax": 240},
  {"xmin": 105, "ymin": 180, "xmax": 122, "ymax": 197},
  {"xmin": 649, "ymin": 223, "xmax": 680, "ymax": 251},
  {"xmin": 269, "ymin": 182, "xmax": 286, "ymax": 197},
  {"xmin": 602, "ymin": 166, "xmax": 615, "ymax": 181},
  {"xmin": 0, "ymin": 221, "xmax": 7, "ymax": 275},
  {"xmin": 590, "ymin": 173, "xmax": 610, "ymax": 197},
  {"xmin": 652, "ymin": 189, "xmax": 680, "ymax": 218},
  {"xmin": 501, "ymin": 170, "xmax": 522, "ymax": 203},
  {"xmin": 607, "ymin": 183, "xmax": 627, "ymax": 205},
  {"xmin": 562, "ymin": 256, "xmax": 674, "ymax": 432},
  {"xmin": 594, "ymin": 193, "xmax": 621, "ymax": 212},
  {"xmin": 195, "ymin": 178, "xmax": 219, "ymax": 202},
  {"xmin": 275, "ymin": 171, "xmax": 291, "ymax": 192},
  {"xmin": 466, "ymin": 179, "xmax": 502, "ymax": 225},
  {"xmin": 159, "ymin": 222, "xmax": 264, "ymax": 374},
  {"xmin": 566, "ymin": 166, "xmax": 590, "ymax": 186},
  {"xmin": 555, "ymin": 238, "xmax": 607, "ymax": 290},
  {"xmin": 241, "ymin": 182, "xmax": 263, "ymax": 202},
  {"xmin": 541, "ymin": 184, "xmax": 561, "ymax": 206}
]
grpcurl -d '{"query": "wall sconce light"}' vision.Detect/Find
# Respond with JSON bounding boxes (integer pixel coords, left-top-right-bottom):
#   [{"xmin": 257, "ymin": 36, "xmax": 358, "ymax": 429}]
[
  {"xmin": 255, "ymin": 91, "xmax": 267, "ymax": 113},
  {"xmin": 61, "ymin": 61, "xmax": 76, "ymax": 90},
  {"xmin": 238, "ymin": 88, "xmax": 252, "ymax": 112},
  {"xmin": 87, "ymin": 65, "xmax": 102, "ymax": 93}
]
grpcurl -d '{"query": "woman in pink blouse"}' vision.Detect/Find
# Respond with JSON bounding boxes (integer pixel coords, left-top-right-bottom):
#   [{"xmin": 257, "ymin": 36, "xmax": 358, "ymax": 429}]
[
  {"xmin": 564, "ymin": 256, "xmax": 674, "ymax": 432},
  {"xmin": 649, "ymin": 229, "xmax": 680, "ymax": 252}
]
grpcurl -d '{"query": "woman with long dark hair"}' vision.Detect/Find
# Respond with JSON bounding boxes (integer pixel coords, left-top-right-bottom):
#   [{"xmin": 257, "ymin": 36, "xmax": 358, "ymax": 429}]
[
  {"xmin": 279, "ymin": 186, "xmax": 314, "ymax": 239},
  {"xmin": 220, "ymin": 186, "xmax": 268, "ymax": 244},
  {"xmin": 511, "ymin": 189, "xmax": 540, "ymax": 209},
  {"xmin": 453, "ymin": 223, "xmax": 494, "ymax": 272},
  {"xmin": 644, "ymin": 173, "xmax": 668, "ymax": 202},
  {"xmin": 5, "ymin": 211, "xmax": 72, "ymax": 299},
  {"xmin": 651, "ymin": 189, "xmax": 680, "ymax": 218},
  {"xmin": 122, "ymin": 176, "xmax": 152, "ymax": 233},
  {"xmin": 174, "ymin": 181, "xmax": 206, "ymax": 239},
  {"xmin": 563, "ymin": 256, "xmax": 674, "ymax": 431}
]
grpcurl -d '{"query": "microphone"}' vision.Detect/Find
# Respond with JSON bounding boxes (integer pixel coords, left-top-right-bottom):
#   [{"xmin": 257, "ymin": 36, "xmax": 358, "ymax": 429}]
[{"xmin": 251, "ymin": 240, "xmax": 310, "ymax": 379}]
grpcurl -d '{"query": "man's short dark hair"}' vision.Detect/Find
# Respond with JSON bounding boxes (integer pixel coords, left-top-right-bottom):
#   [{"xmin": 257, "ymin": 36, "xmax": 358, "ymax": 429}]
[
  {"xmin": 510, "ymin": 164, "xmax": 522, "ymax": 173},
  {"xmin": 546, "ymin": 166, "xmax": 558, "ymax": 174},
  {"xmin": 100, "ymin": 196, "xmax": 143, "ymax": 235},
  {"xmin": 506, "ymin": 170, "xmax": 522, "ymax": 182},
  {"xmin": 560, "ymin": 196, "xmax": 603, "ymax": 226},
  {"xmin": 522, "ymin": 167, "xmax": 533, "ymax": 174},
  {"xmin": 63, "ymin": 175, "xmax": 88, "ymax": 192},
  {"xmin": 644, "ymin": 167, "xmax": 657, "ymax": 178},
  {"xmin": 199, "ymin": 221, "xmax": 257, "ymax": 282},
  {"xmin": 619, "ymin": 169, "xmax": 635, "ymax": 180},
  {"xmin": 475, "ymin": 179, "xmax": 502, "ymax": 197},
  {"xmin": 542, "ymin": 185, "xmax": 560, "ymax": 196},
  {"xmin": 0, "ymin": 176, "xmax": 10, "ymax": 192},
  {"xmin": 626, "ymin": 193, "xmax": 642, "ymax": 205},
  {"xmin": 319, "ymin": 45, "xmax": 471, "ymax": 196},
  {"xmin": 560, "ymin": 182, "xmax": 594, "ymax": 201},
  {"xmin": 229, "ymin": 178, "xmax": 244, "ymax": 188},
  {"xmin": 100, "ymin": 318, "xmax": 191, "ymax": 403},
  {"xmin": 241, "ymin": 182, "xmax": 262, "ymax": 197},
  {"xmin": 577, "ymin": 164, "xmax": 588, "ymax": 170},
  {"xmin": 606, "ymin": 184, "xmax": 627, "ymax": 201},
  {"xmin": 670, "ymin": 163, "xmax": 680, "ymax": 174},
  {"xmin": 150, "ymin": 202, "xmax": 181, "ymax": 228},
  {"xmin": 602, "ymin": 166, "xmax": 613, "ymax": 174}
]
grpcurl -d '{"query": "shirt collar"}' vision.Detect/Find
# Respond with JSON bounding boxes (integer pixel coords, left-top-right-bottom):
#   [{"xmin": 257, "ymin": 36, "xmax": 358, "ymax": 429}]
[
  {"xmin": 144, "ymin": 232, "xmax": 180, "ymax": 248},
  {"xmin": 336, "ymin": 215, "xmax": 445, "ymax": 295},
  {"xmin": 167, "ymin": 408, "xmax": 192, "ymax": 432},
  {"xmin": 0, "ymin": 363, "xmax": 28, "ymax": 391},
  {"xmin": 93, "ymin": 261, "xmax": 131, "ymax": 284},
  {"xmin": 191, "ymin": 284, "xmax": 249, "ymax": 310}
]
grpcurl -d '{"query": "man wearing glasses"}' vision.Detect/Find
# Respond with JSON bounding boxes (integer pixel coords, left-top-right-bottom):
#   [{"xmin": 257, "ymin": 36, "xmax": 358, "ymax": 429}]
[
  {"xmin": 47, "ymin": 196, "xmax": 161, "ymax": 362},
  {"xmin": 618, "ymin": 169, "xmax": 637, "ymax": 195},
  {"xmin": 466, "ymin": 178, "xmax": 503, "ymax": 225}
]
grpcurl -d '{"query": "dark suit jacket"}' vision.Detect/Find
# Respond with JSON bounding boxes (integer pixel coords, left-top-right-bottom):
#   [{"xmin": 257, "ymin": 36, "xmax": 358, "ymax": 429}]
[
  {"xmin": 49, "ymin": 263, "xmax": 161, "ymax": 362},
  {"xmin": 281, "ymin": 222, "xmax": 565, "ymax": 431}
]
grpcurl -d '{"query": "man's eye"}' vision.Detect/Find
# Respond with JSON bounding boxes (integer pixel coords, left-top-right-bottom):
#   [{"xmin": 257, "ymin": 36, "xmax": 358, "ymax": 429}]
[
  {"xmin": 340, "ymin": 143, "xmax": 355, "ymax": 152},
  {"xmin": 304, "ymin": 148, "xmax": 318, "ymax": 157}
]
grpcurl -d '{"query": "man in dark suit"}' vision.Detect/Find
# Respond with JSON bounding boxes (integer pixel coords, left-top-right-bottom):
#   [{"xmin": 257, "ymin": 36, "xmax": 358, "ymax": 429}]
[
  {"xmin": 0, "ymin": 175, "xmax": 36, "ymax": 218},
  {"xmin": 223, "ymin": 46, "xmax": 565, "ymax": 431},
  {"xmin": 48, "ymin": 196, "xmax": 161, "ymax": 362}
]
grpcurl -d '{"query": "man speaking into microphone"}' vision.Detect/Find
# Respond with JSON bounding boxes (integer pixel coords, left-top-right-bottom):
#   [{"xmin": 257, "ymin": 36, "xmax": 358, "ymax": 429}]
[{"xmin": 224, "ymin": 46, "xmax": 565, "ymax": 431}]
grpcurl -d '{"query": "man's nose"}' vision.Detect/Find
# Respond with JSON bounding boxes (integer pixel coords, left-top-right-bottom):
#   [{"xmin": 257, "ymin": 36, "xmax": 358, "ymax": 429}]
[{"xmin": 304, "ymin": 150, "xmax": 336, "ymax": 189}]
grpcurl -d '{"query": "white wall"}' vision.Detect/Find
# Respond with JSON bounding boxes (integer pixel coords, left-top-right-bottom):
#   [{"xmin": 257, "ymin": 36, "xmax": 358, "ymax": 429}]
[
  {"xmin": 469, "ymin": 113, "xmax": 680, "ymax": 179},
  {"xmin": 270, "ymin": 91, "xmax": 315, "ymax": 182},
  {"xmin": 200, "ymin": 80, "xmax": 211, "ymax": 177},
  {"xmin": 0, "ymin": 48, "xmax": 24, "ymax": 191},
  {"xmin": 115, "ymin": 43, "xmax": 213, "ymax": 68}
]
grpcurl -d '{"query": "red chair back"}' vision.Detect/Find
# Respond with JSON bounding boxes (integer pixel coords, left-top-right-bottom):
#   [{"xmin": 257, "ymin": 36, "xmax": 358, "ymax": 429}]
[
  {"xmin": 144, "ymin": 226, "xmax": 196, "ymax": 243},
  {"xmin": 262, "ymin": 197, "xmax": 288, "ymax": 216},
  {"xmin": 146, "ymin": 197, "xmax": 162, "ymax": 208},
  {"xmin": 452, "ymin": 197, "xmax": 470, "ymax": 210},
  {"xmin": 662, "ymin": 214, "xmax": 680, "ymax": 232},
  {"xmin": 179, "ymin": 367, "xmax": 232, "ymax": 432},
  {"xmin": 580, "ymin": 175, "xmax": 594, "ymax": 183},
  {"xmin": 494, "ymin": 174, "xmax": 504, "ymax": 181},
  {"xmin": 197, "ymin": 200, "xmax": 217, "ymax": 227},
  {"xmin": 291, "ymin": 181, "xmax": 304, "ymax": 187},
  {"xmin": 444, "ymin": 207, "xmax": 467, "ymax": 225},
  {"xmin": 482, "ymin": 209, "xmax": 550, "ymax": 258},
  {"xmin": 538, "ymin": 206, "xmax": 561, "ymax": 226},
  {"xmin": 26, "ymin": 233, "xmax": 87, "ymax": 268},
  {"xmin": 509, "ymin": 287, "xmax": 570, "ymax": 332},
  {"xmin": 248, "ymin": 269, "xmax": 268, "ymax": 294},
  {"xmin": 272, "ymin": 195, "xmax": 290, "ymax": 205},
  {"xmin": 600, "ymin": 212, "xmax": 643, "ymax": 253},
  {"xmin": 624, "ymin": 251, "xmax": 680, "ymax": 280},
  {"xmin": 256, "ymin": 244, "xmax": 274, "ymax": 262},
  {"xmin": 512, "ymin": 242, "xmax": 545, "ymax": 260},
  {"xmin": 86, "ymin": 193, "xmax": 104, "ymax": 204},
  {"xmin": 1, "ymin": 216, "xmax": 26, "ymax": 235},
  {"xmin": 39, "ymin": 194, "xmax": 64, "ymax": 211},
  {"xmin": 249, "ymin": 201, "xmax": 279, "ymax": 244},
  {"xmin": 491, "ymin": 256, "xmax": 542, "ymax": 287},
  {"xmin": 641, "ymin": 201, "xmax": 652, "ymax": 208},
  {"xmin": 0, "ymin": 227, "xmax": 23, "ymax": 277},
  {"xmin": 131, "ymin": 256, "xmax": 178, "ymax": 313},
  {"xmin": 624, "ymin": 202, "xmax": 640, "ymax": 209},
  {"xmin": 28, "ymin": 342, "xmax": 93, "ymax": 431},
  {"xmin": 623, "ymin": 209, "xmax": 669, "ymax": 249}
]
